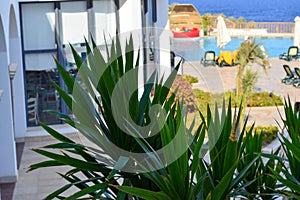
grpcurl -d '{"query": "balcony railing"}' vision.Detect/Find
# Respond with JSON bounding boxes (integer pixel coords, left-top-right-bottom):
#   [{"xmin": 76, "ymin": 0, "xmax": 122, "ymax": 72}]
[
  {"xmin": 234, "ymin": 22, "xmax": 295, "ymax": 33},
  {"xmin": 170, "ymin": 18, "xmax": 295, "ymax": 34}
]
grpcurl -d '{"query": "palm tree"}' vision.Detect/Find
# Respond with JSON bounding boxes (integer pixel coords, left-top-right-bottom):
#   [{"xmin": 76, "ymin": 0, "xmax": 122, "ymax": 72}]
[
  {"xmin": 235, "ymin": 39, "xmax": 269, "ymax": 125},
  {"xmin": 201, "ymin": 14, "xmax": 212, "ymax": 36},
  {"xmin": 236, "ymin": 39, "xmax": 268, "ymax": 97}
]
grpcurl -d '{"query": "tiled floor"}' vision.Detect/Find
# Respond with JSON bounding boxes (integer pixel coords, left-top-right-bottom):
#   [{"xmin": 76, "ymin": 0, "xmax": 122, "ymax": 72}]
[
  {"xmin": 3, "ymin": 58, "xmax": 300, "ymax": 199},
  {"xmin": 12, "ymin": 133, "xmax": 81, "ymax": 200},
  {"xmin": 0, "ymin": 142, "xmax": 24, "ymax": 200}
]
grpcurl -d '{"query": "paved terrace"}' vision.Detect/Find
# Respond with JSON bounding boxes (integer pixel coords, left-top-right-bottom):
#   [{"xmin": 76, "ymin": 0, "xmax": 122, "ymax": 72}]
[{"xmin": 1, "ymin": 58, "xmax": 300, "ymax": 199}]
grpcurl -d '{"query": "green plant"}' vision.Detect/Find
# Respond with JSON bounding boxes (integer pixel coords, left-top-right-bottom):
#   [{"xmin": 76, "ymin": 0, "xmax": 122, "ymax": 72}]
[
  {"xmin": 228, "ymin": 16, "xmax": 236, "ymax": 22},
  {"xmin": 199, "ymin": 101, "xmax": 248, "ymax": 200},
  {"xmin": 238, "ymin": 126, "xmax": 282, "ymax": 199},
  {"xmin": 116, "ymin": 100, "xmax": 274, "ymax": 200},
  {"xmin": 245, "ymin": 92, "xmax": 283, "ymax": 107},
  {"xmin": 28, "ymin": 35, "xmax": 186, "ymax": 199},
  {"xmin": 236, "ymin": 39, "xmax": 268, "ymax": 98},
  {"xmin": 271, "ymin": 98, "xmax": 300, "ymax": 198},
  {"xmin": 194, "ymin": 90, "xmax": 283, "ymax": 108},
  {"xmin": 201, "ymin": 13, "xmax": 212, "ymax": 36},
  {"xmin": 182, "ymin": 74, "xmax": 198, "ymax": 84},
  {"xmin": 28, "ymin": 34, "xmax": 290, "ymax": 200},
  {"xmin": 193, "ymin": 88, "xmax": 211, "ymax": 114},
  {"xmin": 237, "ymin": 16, "xmax": 246, "ymax": 22},
  {"xmin": 246, "ymin": 125, "xmax": 279, "ymax": 145},
  {"xmin": 114, "ymin": 104, "xmax": 205, "ymax": 200},
  {"xmin": 241, "ymin": 68, "xmax": 258, "ymax": 95}
]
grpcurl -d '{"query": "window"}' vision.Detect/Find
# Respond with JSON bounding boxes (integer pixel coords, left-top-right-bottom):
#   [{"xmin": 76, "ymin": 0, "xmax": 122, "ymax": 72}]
[
  {"xmin": 21, "ymin": 1, "xmax": 118, "ymax": 126},
  {"xmin": 94, "ymin": 0, "xmax": 117, "ymax": 45}
]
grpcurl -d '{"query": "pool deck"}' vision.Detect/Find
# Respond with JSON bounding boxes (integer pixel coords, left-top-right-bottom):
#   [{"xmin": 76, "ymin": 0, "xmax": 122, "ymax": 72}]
[
  {"xmin": 184, "ymin": 57, "xmax": 300, "ymax": 101},
  {"xmin": 2, "ymin": 58, "xmax": 300, "ymax": 199}
]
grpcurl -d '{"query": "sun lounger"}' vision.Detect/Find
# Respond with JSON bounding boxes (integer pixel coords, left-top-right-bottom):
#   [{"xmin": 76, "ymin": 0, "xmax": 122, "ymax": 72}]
[
  {"xmin": 216, "ymin": 51, "xmax": 235, "ymax": 67},
  {"xmin": 282, "ymin": 64, "xmax": 296, "ymax": 85},
  {"xmin": 293, "ymin": 67, "xmax": 300, "ymax": 88},
  {"xmin": 201, "ymin": 51, "xmax": 216, "ymax": 66},
  {"xmin": 279, "ymin": 46, "xmax": 300, "ymax": 61}
]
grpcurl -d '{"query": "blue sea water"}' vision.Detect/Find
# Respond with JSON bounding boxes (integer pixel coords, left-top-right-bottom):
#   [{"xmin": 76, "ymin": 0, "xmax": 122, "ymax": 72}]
[{"xmin": 168, "ymin": 0, "xmax": 300, "ymax": 22}]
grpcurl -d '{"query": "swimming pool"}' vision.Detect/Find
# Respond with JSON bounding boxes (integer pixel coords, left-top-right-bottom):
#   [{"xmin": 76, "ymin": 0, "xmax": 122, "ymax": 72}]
[{"xmin": 171, "ymin": 37, "xmax": 293, "ymax": 61}]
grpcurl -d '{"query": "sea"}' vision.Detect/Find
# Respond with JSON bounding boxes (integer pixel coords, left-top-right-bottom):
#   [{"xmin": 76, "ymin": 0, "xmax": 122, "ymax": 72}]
[{"xmin": 168, "ymin": 0, "xmax": 300, "ymax": 22}]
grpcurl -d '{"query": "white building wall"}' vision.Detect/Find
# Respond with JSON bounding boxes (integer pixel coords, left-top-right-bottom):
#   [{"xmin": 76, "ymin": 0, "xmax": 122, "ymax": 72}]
[
  {"xmin": 0, "ymin": 0, "xmax": 171, "ymax": 184},
  {"xmin": 0, "ymin": 0, "xmax": 19, "ymax": 183}
]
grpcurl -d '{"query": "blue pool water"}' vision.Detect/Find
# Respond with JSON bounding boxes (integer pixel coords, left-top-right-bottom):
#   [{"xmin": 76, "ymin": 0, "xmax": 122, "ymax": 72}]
[{"xmin": 171, "ymin": 37, "xmax": 293, "ymax": 61}]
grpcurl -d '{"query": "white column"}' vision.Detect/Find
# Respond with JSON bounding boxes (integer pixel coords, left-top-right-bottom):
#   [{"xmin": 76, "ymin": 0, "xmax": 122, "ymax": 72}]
[
  {"xmin": 9, "ymin": 6, "xmax": 26, "ymax": 140},
  {"xmin": 88, "ymin": 6, "xmax": 95, "ymax": 41},
  {"xmin": 118, "ymin": 0, "xmax": 144, "ymax": 97},
  {"xmin": 118, "ymin": 0, "xmax": 143, "ymax": 56},
  {"xmin": 0, "ymin": 52, "xmax": 18, "ymax": 183},
  {"xmin": 157, "ymin": 0, "xmax": 171, "ymax": 78},
  {"xmin": 118, "ymin": 0, "xmax": 142, "ymax": 34},
  {"xmin": 10, "ymin": 38, "xmax": 27, "ymax": 141}
]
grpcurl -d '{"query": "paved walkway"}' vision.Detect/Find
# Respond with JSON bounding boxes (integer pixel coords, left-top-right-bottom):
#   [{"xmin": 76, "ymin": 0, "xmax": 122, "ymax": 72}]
[
  {"xmin": 183, "ymin": 58, "xmax": 300, "ymax": 102},
  {"xmin": 6, "ymin": 58, "xmax": 300, "ymax": 199},
  {"xmin": 12, "ymin": 133, "xmax": 81, "ymax": 200}
]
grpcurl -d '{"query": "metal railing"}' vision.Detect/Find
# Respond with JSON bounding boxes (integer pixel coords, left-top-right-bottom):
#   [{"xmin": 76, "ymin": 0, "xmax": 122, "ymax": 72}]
[{"xmin": 235, "ymin": 22, "xmax": 294, "ymax": 33}]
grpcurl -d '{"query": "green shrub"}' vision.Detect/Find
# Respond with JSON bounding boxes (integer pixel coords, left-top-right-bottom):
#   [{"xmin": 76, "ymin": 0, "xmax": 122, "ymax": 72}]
[
  {"xmin": 28, "ymin": 34, "xmax": 293, "ymax": 199},
  {"xmin": 193, "ymin": 89, "xmax": 211, "ymax": 113},
  {"xmin": 182, "ymin": 74, "xmax": 198, "ymax": 84},
  {"xmin": 225, "ymin": 91, "xmax": 283, "ymax": 107},
  {"xmin": 246, "ymin": 125, "xmax": 279, "ymax": 145},
  {"xmin": 246, "ymin": 92, "xmax": 283, "ymax": 107},
  {"xmin": 273, "ymin": 98, "xmax": 300, "ymax": 198},
  {"xmin": 29, "ymin": 35, "xmax": 188, "ymax": 199},
  {"xmin": 194, "ymin": 89, "xmax": 283, "ymax": 109}
]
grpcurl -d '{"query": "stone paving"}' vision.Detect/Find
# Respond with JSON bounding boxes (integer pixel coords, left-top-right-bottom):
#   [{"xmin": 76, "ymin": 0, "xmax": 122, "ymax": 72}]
[
  {"xmin": 183, "ymin": 58, "xmax": 300, "ymax": 101},
  {"xmin": 9, "ymin": 58, "xmax": 300, "ymax": 199},
  {"xmin": 12, "ymin": 133, "xmax": 81, "ymax": 200}
]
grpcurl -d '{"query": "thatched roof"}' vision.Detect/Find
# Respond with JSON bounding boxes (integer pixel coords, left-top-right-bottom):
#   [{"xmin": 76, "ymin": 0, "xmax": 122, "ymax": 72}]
[
  {"xmin": 170, "ymin": 4, "xmax": 200, "ymax": 14},
  {"xmin": 169, "ymin": 4, "xmax": 202, "ymax": 30}
]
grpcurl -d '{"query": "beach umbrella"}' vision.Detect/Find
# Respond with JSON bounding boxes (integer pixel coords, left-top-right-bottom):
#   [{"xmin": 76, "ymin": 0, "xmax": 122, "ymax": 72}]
[
  {"xmin": 294, "ymin": 16, "xmax": 300, "ymax": 48},
  {"xmin": 217, "ymin": 16, "xmax": 231, "ymax": 49}
]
